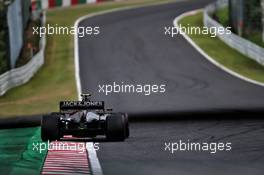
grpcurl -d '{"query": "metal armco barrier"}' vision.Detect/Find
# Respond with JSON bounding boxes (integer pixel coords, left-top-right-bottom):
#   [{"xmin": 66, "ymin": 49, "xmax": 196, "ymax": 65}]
[
  {"xmin": 0, "ymin": 15, "xmax": 46, "ymax": 96},
  {"xmin": 203, "ymin": 0, "xmax": 264, "ymax": 66},
  {"xmin": 7, "ymin": 0, "xmax": 24, "ymax": 68}
]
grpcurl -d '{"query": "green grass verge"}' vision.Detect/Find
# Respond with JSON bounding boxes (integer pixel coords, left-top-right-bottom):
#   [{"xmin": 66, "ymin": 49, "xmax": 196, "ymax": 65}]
[
  {"xmin": 0, "ymin": 127, "xmax": 46, "ymax": 175},
  {"xmin": 215, "ymin": 6, "xmax": 229, "ymax": 27},
  {"xmin": 0, "ymin": 0, "xmax": 173, "ymax": 117},
  {"xmin": 178, "ymin": 12, "xmax": 264, "ymax": 83},
  {"xmin": 245, "ymin": 31, "xmax": 264, "ymax": 48}
]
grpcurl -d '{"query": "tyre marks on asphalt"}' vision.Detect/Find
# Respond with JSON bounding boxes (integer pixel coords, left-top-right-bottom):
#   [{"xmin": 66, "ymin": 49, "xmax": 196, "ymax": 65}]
[{"xmin": 42, "ymin": 141, "xmax": 91, "ymax": 175}]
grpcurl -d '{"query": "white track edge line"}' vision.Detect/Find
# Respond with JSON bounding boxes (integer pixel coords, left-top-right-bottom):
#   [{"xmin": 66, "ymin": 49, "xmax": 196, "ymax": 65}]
[
  {"xmin": 73, "ymin": 1, "xmax": 185, "ymax": 175},
  {"xmin": 86, "ymin": 143, "xmax": 102, "ymax": 175},
  {"xmin": 74, "ymin": 11, "xmax": 103, "ymax": 175},
  {"xmin": 173, "ymin": 9, "xmax": 264, "ymax": 88}
]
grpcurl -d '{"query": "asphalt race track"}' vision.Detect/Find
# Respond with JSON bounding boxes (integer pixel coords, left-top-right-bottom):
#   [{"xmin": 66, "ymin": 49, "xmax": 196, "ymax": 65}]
[
  {"xmin": 97, "ymin": 119, "xmax": 264, "ymax": 175},
  {"xmin": 78, "ymin": 0, "xmax": 264, "ymax": 114},
  {"xmin": 78, "ymin": 0, "xmax": 264, "ymax": 174}
]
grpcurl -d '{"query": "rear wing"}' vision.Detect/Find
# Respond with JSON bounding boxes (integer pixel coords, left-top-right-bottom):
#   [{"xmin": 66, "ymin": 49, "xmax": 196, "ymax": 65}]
[{"xmin": 60, "ymin": 101, "xmax": 104, "ymax": 110}]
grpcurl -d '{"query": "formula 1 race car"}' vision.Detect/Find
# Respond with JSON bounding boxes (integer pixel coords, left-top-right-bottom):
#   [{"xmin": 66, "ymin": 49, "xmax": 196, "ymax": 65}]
[{"xmin": 41, "ymin": 94, "xmax": 129, "ymax": 141}]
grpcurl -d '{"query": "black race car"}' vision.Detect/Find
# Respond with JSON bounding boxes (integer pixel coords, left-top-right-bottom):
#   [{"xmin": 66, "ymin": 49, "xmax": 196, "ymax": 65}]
[{"xmin": 41, "ymin": 94, "xmax": 129, "ymax": 141}]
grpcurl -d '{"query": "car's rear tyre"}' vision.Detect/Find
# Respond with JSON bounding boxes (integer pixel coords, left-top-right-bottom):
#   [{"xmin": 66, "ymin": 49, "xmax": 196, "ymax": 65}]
[
  {"xmin": 41, "ymin": 114, "xmax": 60, "ymax": 141},
  {"xmin": 106, "ymin": 114, "xmax": 126, "ymax": 141}
]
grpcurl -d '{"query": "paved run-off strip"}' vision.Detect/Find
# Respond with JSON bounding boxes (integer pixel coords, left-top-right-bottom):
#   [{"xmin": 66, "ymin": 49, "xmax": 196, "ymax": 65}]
[{"xmin": 42, "ymin": 142, "xmax": 91, "ymax": 175}]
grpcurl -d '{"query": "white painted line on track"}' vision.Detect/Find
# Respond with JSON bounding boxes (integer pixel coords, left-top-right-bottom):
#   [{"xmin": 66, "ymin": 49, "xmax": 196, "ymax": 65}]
[
  {"xmin": 74, "ymin": 11, "xmax": 103, "ymax": 175},
  {"xmin": 86, "ymin": 143, "xmax": 103, "ymax": 175},
  {"xmin": 73, "ymin": 1, "xmax": 184, "ymax": 175},
  {"xmin": 173, "ymin": 9, "xmax": 264, "ymax": 87}
]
